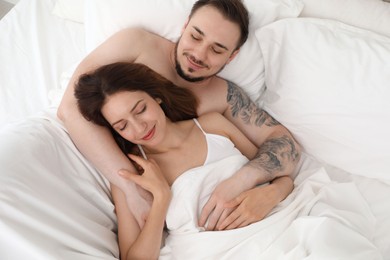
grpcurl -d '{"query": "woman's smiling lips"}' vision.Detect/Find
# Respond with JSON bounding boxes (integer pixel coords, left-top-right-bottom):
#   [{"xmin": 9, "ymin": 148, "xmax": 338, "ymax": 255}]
[{"xmin": 142, "ymin": 126, "xmax": 156, "ymax": 140}]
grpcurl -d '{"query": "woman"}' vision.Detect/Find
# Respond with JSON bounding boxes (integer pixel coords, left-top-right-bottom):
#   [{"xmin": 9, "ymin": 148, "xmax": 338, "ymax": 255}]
[{"xmin": 75, "ymin": 62, "xmax": 292, "ymax": 259}]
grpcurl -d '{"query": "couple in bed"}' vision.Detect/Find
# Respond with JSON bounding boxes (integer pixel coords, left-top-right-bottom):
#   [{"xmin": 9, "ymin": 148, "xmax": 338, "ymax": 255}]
[{"xmin": 59, "ymin": 0, "xmax": 301, "ymax": 259}]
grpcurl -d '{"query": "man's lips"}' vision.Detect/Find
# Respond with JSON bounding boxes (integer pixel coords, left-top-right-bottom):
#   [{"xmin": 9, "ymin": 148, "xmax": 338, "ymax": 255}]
[
  {"xmin": 142, "ymin": 126, "xmax": 156, "ymax": 141},
  {"xmin": 186, "ymin": 56, "xmax": 207, "ymax": 71}
]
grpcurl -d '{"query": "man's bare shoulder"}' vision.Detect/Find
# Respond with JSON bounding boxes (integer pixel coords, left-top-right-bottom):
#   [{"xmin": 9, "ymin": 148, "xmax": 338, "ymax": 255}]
[
  {"xmin": 116, "ymin": 28, "xmax": 171, "ymax": 46},
  {"xmin": 205, "ymin": 75, "xmax": 228, "ymax": 89},
  {"xmin": 86, "ymin": 28, "xmax": 173, "ymax": 67}
]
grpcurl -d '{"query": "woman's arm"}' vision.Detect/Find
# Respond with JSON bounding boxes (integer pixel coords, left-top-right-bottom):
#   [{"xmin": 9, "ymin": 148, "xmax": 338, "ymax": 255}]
[{"xmin": 113, "ymin": 154, "xmax": 171, "ymax": 260}]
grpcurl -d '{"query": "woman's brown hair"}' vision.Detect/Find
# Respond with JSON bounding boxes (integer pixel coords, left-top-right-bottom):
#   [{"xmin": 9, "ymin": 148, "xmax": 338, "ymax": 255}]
[{"xmin": 74, "ymin": 62, "xmax": 198, "ymax": 154}]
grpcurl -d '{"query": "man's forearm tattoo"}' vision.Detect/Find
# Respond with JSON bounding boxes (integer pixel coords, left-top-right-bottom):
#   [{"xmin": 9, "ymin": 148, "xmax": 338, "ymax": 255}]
[
  {"xmin": 227, "ymin": 81, "xmax": 279, "ymax": 127},
  {"xmin": 227, "ymin": 81, "xmax": 300, "ymax": 177},
  {"xmin": 249, "ymin": 135, "xmax": 300, "ymax": 178}
]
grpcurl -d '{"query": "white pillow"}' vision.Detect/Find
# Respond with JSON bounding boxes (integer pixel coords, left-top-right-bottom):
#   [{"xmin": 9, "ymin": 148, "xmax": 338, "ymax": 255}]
[
  {"xmin": 299, "ymin": 0, "xmax": 390, "ymax": 38},
  {"xmin": 52, "ymin": 0, "xmax": 84, "ymax": 23},
  {"xmin": 257, "ymin": 18, "xmax": 390, "ymax": 180},
  {"xmin": 84, "ymin": 0, "xmax": 303, "ymax": 101}
]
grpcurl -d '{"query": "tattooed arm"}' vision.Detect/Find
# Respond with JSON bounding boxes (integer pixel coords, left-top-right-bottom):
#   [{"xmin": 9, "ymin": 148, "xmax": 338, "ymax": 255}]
[
  {"xmin": 199, "ymin": 81, "xmax": 301, "ymax": 231},
  {"xmin": 226, "ymin": 81, "xmax": 300, "ymax": 181}
]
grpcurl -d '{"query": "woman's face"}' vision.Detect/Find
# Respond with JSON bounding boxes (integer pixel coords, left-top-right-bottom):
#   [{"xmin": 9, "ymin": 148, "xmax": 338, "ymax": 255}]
[{"xmin": 101, "ymin": 91, "xmax": 167, "ymax": 147}]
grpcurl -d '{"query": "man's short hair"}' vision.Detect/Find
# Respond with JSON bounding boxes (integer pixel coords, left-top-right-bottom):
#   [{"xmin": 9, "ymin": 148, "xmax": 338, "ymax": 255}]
[{"xmin": 189, "ymin": 0, "xmax": 249, "ymax": 50}]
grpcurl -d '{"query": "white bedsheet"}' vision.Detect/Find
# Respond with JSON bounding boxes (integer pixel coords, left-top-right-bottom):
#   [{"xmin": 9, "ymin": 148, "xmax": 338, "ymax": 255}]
[
  {"xmin": 0, "ymin": 0, "xmax": 85, "ymax": 128},
  {"xmin": 0, "ymin": 109, "xmax": 119, "ymax": 259},
  {"xmin": 2, "ymin": 111, "xmax": 389, "ymax": 259},
  {"xmin": 1, "ymin": 0, "xmax": 390, "ymax": 259},
  {"xmin": 160, "ymin": 152, "xmax": 384, "ymax": 259}
]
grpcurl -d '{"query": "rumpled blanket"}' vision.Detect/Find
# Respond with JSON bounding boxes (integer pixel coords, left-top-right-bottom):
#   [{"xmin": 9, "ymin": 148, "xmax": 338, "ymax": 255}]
[{"xmin": 160, "ymin": 154, "xmax": 382, "ymax": 260}]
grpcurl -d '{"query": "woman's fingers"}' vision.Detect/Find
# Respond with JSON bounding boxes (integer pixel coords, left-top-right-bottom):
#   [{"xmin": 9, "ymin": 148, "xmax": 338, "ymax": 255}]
[{"xmin": 118, "ymin": 169, "xmax": 144, "ymax": 186}]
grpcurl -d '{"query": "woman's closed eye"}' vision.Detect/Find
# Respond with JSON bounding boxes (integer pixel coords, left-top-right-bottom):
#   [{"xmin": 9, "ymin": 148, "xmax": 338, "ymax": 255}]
[
  {"xmin": 137, "ymin": 105, "xmax": 147, "ymax": 114},
  {"xmin": 119, "ymin": 123, "xmax": 127, "ymax": 131}
]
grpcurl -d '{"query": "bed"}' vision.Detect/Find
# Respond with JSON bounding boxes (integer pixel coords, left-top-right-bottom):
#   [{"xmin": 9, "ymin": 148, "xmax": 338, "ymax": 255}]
[{"xmin": 0, "ymin": 0, "xmax": 389, "ymax": 259}]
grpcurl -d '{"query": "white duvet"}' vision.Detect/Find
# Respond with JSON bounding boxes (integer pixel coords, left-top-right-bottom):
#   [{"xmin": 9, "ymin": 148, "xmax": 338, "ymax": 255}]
[
  {"xmin": 0, "ymin": 110, "xmax": 119, "ymax": 259},
  {"xmin": 1, "ymin": 111, "xmax": 386, "ymax": 259},
  {"xmin": 1, "ymin": 0, "xmax": 390, "ymax": 258},
  {"xmin": 160, "ymin": 154, "xmax": 382, "ymax": 259}
]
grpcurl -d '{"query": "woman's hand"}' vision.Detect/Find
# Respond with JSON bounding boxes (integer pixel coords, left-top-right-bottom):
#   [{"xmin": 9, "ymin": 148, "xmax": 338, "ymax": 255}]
[
  {"xmin": 119, "ymin": 154, "xmax": 171, "ymax": 205},
  {"xmin": 115, "ymin": 154, "xmax": 172, "ymax": 260}
]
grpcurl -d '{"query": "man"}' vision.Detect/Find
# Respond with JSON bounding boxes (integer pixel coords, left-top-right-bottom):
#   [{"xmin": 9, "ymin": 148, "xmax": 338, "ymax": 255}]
[{"xmin": 58, "ymin": 0, "xmax": 301, "ymax": 231}]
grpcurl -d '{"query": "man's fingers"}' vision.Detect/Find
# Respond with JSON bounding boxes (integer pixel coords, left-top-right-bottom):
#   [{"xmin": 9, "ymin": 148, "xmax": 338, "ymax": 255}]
[
  {"xmin": 225, "ymin": 216, "xmax": 247, "ymax": 230},
  {"xmin": 205, "ymin": 206, "xmax": 224, "ymax": 231},
  {"xmin": 224, "ymin": 195, "xmax": 242, "ymax": 208},
  {"xmin": 218, "ymin": 209, "xmax": 240, "ymax": 230},
  {"xmin": 199, "ymin": 199, "xmax": 216, "ymax": 227},
  {"xmin": 215, "ymin": 208, "xmax": 233, "ymax": 230}
]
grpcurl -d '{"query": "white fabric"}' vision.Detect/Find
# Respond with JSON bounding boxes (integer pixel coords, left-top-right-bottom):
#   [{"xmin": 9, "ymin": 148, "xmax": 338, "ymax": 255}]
[
  {"xmin": 166, "ymin": 154, "xmax": 248, "ymax": 234},
  {"xmin": 0, "ymin": 0, "xmax": 85, "ymax": 128},
  {"xmin": 257, "ymin": 18, "xmax": 390, "ymax": 180},
  {"xmin": 299, "ymin": 0, "xmax": 390, "ymax": 38},
  {"xmin": 52, "ymin": 0, "xmax": 84, "ymax": 23},
  {"xmin": 193, "ymin": 118, "xmax": 241, "ymax": 165},
  {"xmin": 84, "ymin": 0, "xmax": 304, "ymax": 101},
  {"xmin": 160, "ymin": 153, "xmax": 382, "ymax": 259},
  {"xmin": 0, "ymin": 109, "xmax": 119, "ymax": 259},
  {"xmin": 2, "ymin": 0, "xmax": 390, "ymax": 259}
]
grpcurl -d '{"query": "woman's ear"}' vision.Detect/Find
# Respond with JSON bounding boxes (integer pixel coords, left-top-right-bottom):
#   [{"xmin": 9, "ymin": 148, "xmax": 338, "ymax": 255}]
[{"xmin": 155, "ymin": 98, "xmax": 162, "ymax": 104}]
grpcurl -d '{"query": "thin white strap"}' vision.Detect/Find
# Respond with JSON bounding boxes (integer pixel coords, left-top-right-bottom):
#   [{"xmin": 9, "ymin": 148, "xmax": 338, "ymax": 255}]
[
  {"xmin": 137, "ymin": 144, "xmax": 148, "ymax": 159},
  {"xmin": 193, "ymin": 118, "xmax": 206, "ymax": 135}
]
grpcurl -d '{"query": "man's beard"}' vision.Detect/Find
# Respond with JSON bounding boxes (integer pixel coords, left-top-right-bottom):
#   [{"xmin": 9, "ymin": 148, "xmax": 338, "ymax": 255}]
[
  {"xmin": 174, "ymin": 42, "xmax": 225, "ymax": 83},
  {"xmin": 175, "ymin": 60, "xmax": 206, "ymax": 83}
]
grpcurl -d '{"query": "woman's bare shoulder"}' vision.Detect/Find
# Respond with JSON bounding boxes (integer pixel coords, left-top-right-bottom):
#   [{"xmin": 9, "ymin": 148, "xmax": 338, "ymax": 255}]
[{"xmin": 197, "ymin": 112, "xmax": 230, "ymax": 135}]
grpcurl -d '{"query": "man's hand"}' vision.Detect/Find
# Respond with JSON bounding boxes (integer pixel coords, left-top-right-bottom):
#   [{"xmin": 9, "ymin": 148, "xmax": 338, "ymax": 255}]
[
  {"xmin": 198, "ymin": 175, "xmax": 249, "ymax": 231},
  {"xmin": 199, "ymin": 176, "xmax": 293, "ymax": 231},
  {"xmin": 217, "ymin": 184, "xmax": 278, "ymax": 230}
]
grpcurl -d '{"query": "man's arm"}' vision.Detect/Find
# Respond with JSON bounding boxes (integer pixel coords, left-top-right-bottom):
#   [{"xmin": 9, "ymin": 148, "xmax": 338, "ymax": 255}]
[
  {"xmin": 225, "ymin": 81, "xmax": 301, "ymax": 183},
  {"xmin": 199, "ymin": 81, "xmax": 301, "ymax": 230},
  {"xmin": 57, "ymin": 28, "xmax": 151, "ymax": 225}
]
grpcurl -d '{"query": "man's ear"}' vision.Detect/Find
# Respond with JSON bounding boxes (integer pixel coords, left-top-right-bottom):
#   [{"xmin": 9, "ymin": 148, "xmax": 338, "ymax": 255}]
[
  {"xmin": 227, "ymin": 48, "xmax": 240, "ymax": 64},
  {"xmin": 181, "ymin": 17, "xmax": 190, "ymax": 34}
]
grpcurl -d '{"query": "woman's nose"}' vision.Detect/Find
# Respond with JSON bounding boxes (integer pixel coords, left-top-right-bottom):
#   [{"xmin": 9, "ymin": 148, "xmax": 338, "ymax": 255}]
[{"xmin": 132, "ymin": 120, "xmax": 147, "ymax": 136}]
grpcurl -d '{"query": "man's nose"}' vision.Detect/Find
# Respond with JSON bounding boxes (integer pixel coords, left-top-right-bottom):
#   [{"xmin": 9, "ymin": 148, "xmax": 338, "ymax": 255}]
[{"xmin": 193, "ymin": 44, "xmax": 207, "ymax": 62}]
